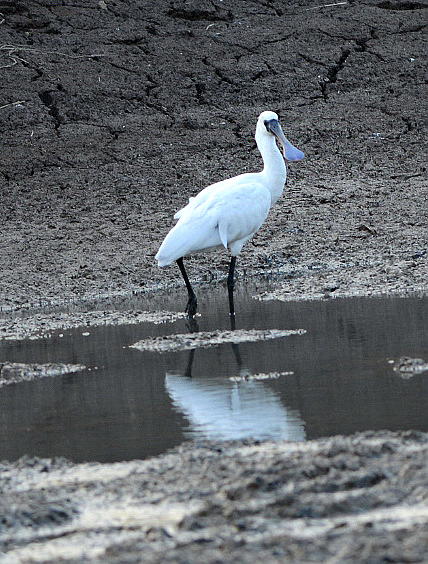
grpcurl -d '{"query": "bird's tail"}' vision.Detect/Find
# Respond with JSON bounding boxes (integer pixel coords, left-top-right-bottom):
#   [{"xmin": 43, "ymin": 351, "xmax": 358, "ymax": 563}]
[
  {"xmin": 156, "ymin": 215, "xmax": 221, "ymax": 266},
  {"xmin": 155, "ymin": 223, "xmax": 192, "ymax": 266}
]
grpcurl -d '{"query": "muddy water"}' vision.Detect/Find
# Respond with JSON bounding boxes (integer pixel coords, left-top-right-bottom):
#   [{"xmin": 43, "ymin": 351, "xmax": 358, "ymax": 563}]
[{"xmin": 1, "ymin": 286, "xmax": 427, "ymax": 463}]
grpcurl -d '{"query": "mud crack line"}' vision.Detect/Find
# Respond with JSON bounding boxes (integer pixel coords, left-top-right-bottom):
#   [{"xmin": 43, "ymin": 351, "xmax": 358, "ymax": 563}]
[
  {"xmin": 320, "ymin": 49, "xmax": 350, "ymax": 101},
  {"xmin": 38, "ymin": 90, "xmax": 62, "ymax": 130}
]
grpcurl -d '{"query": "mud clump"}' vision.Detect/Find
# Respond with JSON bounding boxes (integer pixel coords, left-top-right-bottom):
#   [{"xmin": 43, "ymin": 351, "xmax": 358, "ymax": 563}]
[
  {"xmin": 131, "ymin": 328, "xmax": 306, "ymax": 352},
  {"xmin": 393, "ymin": 356, "xmax": 428, "ymax": 378},
  {"xmin": 0, "ymin": 362, "xmax": 86, "ymax": 387}
]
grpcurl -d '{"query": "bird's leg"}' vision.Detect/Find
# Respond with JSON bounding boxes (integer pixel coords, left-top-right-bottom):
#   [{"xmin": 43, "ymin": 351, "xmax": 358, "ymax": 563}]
[
  {"xmin": 184, "ymin": 318, "xmax": 199, "ymax": 377},
  {"xmin": 227, "ymin": 256, "xmax": 236, "ymax": 317},
  {"xmin": 176, "ymin": 257, "xmax": 198, "ymax": 317}
]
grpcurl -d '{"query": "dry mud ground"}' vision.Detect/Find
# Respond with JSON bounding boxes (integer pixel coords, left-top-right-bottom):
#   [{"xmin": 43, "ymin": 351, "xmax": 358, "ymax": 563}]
[
  {"xmin": 0, "ymin": 0, "xmax": 427, "ymax": 562},
  {"xmin": 0, "ymin": 0, "xmax": 427, "ymax": 311}
]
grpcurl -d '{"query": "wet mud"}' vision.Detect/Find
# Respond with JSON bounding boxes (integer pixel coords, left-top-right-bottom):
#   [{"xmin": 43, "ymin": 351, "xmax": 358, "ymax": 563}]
[
  {"xmin": 1, "ymin": 0, "xmax": 427, "ymax": 561},
  {"xmin": 0, "ymin": 309, "xmax": 184, "ymax": 340},
  {"xmin": 0, "ymin": 362, "xmax": 86, "ymax": 387},
  {"xmin": 1, "ymin": 432, "xmax": 427, "ymax": 563},
  {"xmin": 131, "ymin": 327, "xmax": 306, "ymax": 352}
]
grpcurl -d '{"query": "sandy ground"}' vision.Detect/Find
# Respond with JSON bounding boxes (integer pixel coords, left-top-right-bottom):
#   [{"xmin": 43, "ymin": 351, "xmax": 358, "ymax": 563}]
[{"xmin": 1, "ymin": 0, "xmax": 427, "ymax": 561}]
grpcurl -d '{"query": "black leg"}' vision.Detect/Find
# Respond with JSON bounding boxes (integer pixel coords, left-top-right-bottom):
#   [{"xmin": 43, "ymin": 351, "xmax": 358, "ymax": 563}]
[
  {"xmin": 227, "ymin": 256, "xmax": 236, "ymax": 317},
  {"xmin": 184, "ymin": 318, "xmax": 199, "ymax": 377},
  {"xmin": 177, "ymin": 257, "xmax": 197, "ymax": 317}
]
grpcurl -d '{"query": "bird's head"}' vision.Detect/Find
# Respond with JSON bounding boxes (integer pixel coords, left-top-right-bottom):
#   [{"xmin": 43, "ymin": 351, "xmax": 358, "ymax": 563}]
[{"xmin": 256, "ymin": 111, "xmax": 304, "ymax": 162}]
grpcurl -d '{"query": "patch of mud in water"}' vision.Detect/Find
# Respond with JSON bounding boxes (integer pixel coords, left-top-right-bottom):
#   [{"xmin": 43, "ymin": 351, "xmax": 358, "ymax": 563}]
[
  {"xmin": 0, "ymin": 362, "xmax": 86, "ymax": 387},
  {"xmin": 0, "ymin": 310, "xmax": 185, "ymax": 341},
  {"xmin": 229, "ymin": 371, "xmax": 294, "ymax": 382},
  {"xmin": 131, "ymin": 329, "xmax": 306, "ymax": 352},
  {"xmin": 392, "ymin": 356, "xmax": 428, "ymax": 378}
]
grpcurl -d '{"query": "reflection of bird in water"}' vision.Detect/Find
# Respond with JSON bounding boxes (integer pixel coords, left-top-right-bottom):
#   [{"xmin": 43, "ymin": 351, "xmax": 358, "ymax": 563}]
[
  {"xmin": 165, "ymin": 374, "xmax": 305, "ymax": 442},
  {"xmin": 155, "ymin": 111, "xmax": 304, "ymax": 318},
  {"xmin": 165, "ymin": 317, "xmax": 306, "ymax": 442}
]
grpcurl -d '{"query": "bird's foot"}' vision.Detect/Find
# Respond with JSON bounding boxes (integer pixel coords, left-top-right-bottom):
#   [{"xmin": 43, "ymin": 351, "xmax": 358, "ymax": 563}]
[{"xmin": 185, "ymin": 295, "xmax": 198, "ymax": 318}]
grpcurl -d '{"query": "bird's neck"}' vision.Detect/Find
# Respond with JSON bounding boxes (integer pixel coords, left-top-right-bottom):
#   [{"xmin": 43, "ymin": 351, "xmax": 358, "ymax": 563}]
[{"xmin": 258, "ymin": 135, "xmax": 287, "ymax": 205}]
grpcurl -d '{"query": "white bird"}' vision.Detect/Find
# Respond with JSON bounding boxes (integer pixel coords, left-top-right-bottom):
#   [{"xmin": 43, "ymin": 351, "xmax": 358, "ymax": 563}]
[{"xmin": 155, "ymin": 110, "xmax": 304, "ymax": 318}]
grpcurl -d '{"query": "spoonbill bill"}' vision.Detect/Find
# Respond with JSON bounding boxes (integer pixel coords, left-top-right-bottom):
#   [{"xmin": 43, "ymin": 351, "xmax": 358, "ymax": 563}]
[{"xmin": 155, "ymin": 111, "xmax": 304, "ymax": 317}]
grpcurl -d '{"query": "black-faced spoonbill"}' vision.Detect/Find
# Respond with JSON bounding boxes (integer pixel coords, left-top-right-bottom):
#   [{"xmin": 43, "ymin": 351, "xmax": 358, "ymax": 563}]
[{"xmin": 155, "ymin": 111, "xmax": 304, "ymax": 318}]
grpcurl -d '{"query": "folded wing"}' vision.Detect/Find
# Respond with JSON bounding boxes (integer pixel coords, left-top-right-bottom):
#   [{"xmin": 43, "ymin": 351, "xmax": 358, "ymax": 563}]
[{"xmin": 156, "ymin": 178, "xmax": 272, "ymax": 266}]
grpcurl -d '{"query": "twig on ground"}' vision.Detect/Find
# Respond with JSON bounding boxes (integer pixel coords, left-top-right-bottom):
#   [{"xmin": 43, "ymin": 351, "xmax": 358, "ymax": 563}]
[
  {"xmin": 306, "ymin": 1, "xmax": 348, "ymax": 9},
  {"xmin": 0, "ymin": 44, "xmax": 105, "ymax": 68},
  {"xmin": 0, "ymin": 100, "xmax": 26, "ymax": 110}
]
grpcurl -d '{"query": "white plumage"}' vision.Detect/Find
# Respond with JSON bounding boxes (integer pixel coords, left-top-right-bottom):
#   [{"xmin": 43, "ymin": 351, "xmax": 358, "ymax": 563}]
[
  {"xmin": 157, "ymin": 178, "xmax": 271, "ymax": 264},
  {"xmin": 155, "ymin": 110, "xmax": 304, "ymax": 317}
]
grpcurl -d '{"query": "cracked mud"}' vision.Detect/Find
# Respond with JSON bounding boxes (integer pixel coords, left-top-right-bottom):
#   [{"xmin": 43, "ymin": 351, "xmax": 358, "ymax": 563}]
[
  {"xmin": 1, "ymin": 0, "xmax": 427, "ymax": 313},
  {"xmin": 0, "ymin": 0, "xmax": 427, "ymax": 562}
]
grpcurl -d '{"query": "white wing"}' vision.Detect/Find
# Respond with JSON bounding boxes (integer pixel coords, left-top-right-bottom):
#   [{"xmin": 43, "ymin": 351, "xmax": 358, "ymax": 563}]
[
  {"xmin": 174, "ymin": 172, "xmax": 251, "ymax": 220},
  {"xmin": 156, "ymin": 177, "xmax": 272, "ymax": 266}
]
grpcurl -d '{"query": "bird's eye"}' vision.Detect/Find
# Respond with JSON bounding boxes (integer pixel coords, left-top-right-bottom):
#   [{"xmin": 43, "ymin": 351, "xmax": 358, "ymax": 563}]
[{"xmin": 264, "ymin": 120, "xmax": 269, "ymax": 128}]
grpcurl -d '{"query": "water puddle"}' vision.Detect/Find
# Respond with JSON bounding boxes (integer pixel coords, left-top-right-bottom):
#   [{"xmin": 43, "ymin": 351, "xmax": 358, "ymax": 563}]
[{"xmin": 0, "ymin": 285, "xmax": 427, "ymax": 462}]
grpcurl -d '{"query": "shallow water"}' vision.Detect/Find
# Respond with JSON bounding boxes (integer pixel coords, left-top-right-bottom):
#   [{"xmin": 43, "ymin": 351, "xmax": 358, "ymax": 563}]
[{"xmin": 1, "ymin": 285, "xmax": 427, "ymax": 463}]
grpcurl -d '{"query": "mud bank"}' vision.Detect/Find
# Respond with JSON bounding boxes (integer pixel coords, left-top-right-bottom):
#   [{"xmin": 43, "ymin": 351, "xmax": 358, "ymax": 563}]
[
  {"xmin": 0, "ymin": 309, "xmax": 185, "ymax": 341},
  {"xmin": 131, "ymin": 328, "xmax": 306, "ymax": 352},
  {"xmin": 1, "ymin": 432, "xmax": 427, "ymax": 563},
  {"xmin": 0, "ymin": 362, "xmax": 86, "ymax": 387}
]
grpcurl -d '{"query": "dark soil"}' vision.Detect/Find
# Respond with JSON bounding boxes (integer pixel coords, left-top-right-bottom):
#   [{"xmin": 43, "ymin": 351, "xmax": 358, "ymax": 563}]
[
  {"xmin": 1, "ymin": 0, "xmax": 427, "ymax": 312},
  {"xmin": 1, "ymin": 1, "xmax": 427, "ymax": 562}
]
